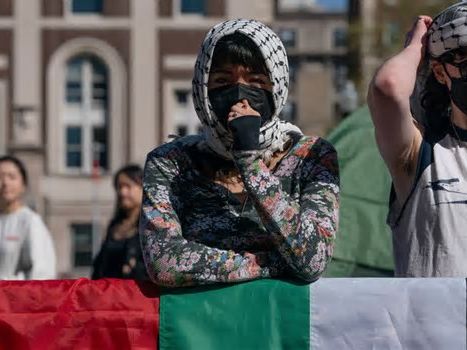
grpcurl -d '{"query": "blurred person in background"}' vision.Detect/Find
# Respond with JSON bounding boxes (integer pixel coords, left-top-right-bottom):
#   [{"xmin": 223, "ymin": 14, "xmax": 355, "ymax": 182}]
[
  {"xmin": 140, "ymin": 19, "xmax": 339, "ymax": 287},
  {"xmin": 92, "ymin": 164, "xmax": 148, "ymax": 280},
  {"xmin": 368, "ymin": 2, "xmax": 467, "ymax": 277},
  {"xmin": 0, "ymin": 155, "xmax": 56, "ymax": 280}
]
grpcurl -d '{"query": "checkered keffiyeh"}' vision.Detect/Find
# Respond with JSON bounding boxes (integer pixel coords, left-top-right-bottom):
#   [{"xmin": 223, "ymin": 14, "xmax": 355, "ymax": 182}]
[
  {"xmin": 428, "ymin": 1, "xmax": 467, "ymax": 58},
  {"xmin": 411, "ymin": 2, "xmax": 467, "ymax": 125},
  {"xmin": 192, "ymin": 19, "xmax": 302, "ymax": 160}
]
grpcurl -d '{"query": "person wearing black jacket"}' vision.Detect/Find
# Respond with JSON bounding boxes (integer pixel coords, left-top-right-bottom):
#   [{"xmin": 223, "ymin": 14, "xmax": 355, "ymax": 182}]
[{"xmin": 92, "ymin": 165, "xmax": 148, "ymax": 280}]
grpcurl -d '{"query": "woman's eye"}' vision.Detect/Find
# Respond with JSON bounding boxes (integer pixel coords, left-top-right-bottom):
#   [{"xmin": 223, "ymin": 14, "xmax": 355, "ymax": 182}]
[{"xmin": 251, "ymin": 78, "xmax": 267, "ymax": 85}]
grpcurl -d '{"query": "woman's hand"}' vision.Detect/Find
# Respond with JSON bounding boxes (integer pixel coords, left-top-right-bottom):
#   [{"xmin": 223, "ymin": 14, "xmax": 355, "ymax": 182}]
[
  {"xmin": 227, "ymin": 99, "xmax": 260, "ymax": 123},
  {"xmin": 227, "ymin": 99, "xmax": 261, "ymax": 151}
]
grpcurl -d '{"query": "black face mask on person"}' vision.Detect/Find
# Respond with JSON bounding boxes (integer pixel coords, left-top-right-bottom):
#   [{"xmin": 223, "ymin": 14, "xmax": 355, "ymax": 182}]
[
  {"xmin": 449, "ymin": 77, "xmax": 467, "ymax": 114},
  {"xmin": 208, "ymin": 84, "xmax": 275, "ymax": 128},
  {"xmin": 442, "ymin": 63, "xmax": 467, "ymax": 114}
]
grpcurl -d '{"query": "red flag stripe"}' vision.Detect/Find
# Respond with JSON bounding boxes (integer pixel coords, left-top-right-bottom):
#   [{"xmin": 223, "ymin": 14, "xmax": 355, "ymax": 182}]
[{"xmin": 0, "ymin": 278, "xmax": 159, "ymax": 350}]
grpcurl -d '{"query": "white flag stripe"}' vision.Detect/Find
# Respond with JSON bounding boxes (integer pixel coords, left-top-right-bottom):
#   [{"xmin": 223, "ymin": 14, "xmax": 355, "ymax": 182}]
[{"xmin": 310, "ymin": 278, "xmax": 466, "ymax": 350}]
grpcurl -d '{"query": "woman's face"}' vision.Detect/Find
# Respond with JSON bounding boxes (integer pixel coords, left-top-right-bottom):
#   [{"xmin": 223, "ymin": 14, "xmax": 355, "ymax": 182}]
[
  {"xmin": 208, "ymin": 64, "xmax": 272, "ymax": 91},
  {"xmin": 0, "ymin": 161, "xmax": 26, "ymax": 207},
  {"xmin": 116, "ymin": 173, "xmax": 143, "ymax": 212}
]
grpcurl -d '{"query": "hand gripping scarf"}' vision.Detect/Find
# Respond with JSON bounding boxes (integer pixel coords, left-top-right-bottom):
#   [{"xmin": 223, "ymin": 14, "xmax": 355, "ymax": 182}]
[
  {"xmin": 411, "ymin": 1, "xmax": 467, "ymax": 125},
  {"xmin": 192, "ymin": 19, "xmax": 302, "ymax": 160}
]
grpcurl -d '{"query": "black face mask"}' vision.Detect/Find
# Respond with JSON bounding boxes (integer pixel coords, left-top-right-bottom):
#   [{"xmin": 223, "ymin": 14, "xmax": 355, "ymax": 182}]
[
  {"xmin": 208, "ymin": 84, "xmax": 275, "ymax": 127},
  {"xmin": 449, "ymin": 77, "xmax": 467, "ymax": 115},
  {"xmin": 442, "ymin": 63, "xmax": 467, "ymax": 114}
]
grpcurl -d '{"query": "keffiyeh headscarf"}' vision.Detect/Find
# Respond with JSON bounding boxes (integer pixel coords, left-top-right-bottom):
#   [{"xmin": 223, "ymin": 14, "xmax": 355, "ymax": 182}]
[
  {"xmin": 428, "ymin": 1, "xmax": 467, "ymax": 58},
  {"xmin": 192, "ymin": 19, "xmax": 302, "ymax": 160},
  {"xmin": 411, "ymin": 1, "xmax": 467, "ymax": 125}
]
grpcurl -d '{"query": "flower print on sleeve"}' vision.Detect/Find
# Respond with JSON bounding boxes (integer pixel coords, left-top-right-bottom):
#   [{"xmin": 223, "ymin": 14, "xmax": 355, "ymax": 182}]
[
  {"xmin": 140, "ymin": 141, "xmax": 277, "ymax": 287},
  {"xmin": 233, "ymin": 136, "xmax": 339, "ymax": 282}
]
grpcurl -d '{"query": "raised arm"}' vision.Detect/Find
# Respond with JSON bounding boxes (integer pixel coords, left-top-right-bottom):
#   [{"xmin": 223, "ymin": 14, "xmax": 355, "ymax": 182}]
[
  {"xmin": 367, "ymin": 16, "xmax": 432, "ymax": 201},
  {"xmin": 233, "ymin": 137, "xmax": 339, "ymax": 282},
  {"xmin": 140, "ymin": 147, "xmax": 280, "ymax": 287}
]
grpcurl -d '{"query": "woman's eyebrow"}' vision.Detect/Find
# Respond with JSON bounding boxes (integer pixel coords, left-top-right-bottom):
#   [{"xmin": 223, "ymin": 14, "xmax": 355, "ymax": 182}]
[
  {"xmin": 247, "ymin": 71, "xmax": 268, "ymax": 76},
  {"xmin": 210, "ymin": 68, "xmax": 232, "ymax": 74}
]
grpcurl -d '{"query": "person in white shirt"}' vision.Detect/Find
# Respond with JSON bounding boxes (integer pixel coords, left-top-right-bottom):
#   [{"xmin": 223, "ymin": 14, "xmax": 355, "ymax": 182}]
[
  {"xmin": 0, "ymin": 155, "xmax": 56, "ymax": 280},
  {"xmin": 368, "ymin": 3, "xmax": 467, "ymax": 276}
]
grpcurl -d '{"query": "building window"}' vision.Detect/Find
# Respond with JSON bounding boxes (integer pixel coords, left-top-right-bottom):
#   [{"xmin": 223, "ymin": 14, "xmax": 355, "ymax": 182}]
[
  {"xmin": 170, "ymin": 85, "xmax": 200, "ymax": 137},
  {"xmin": 177, "ymin": 125, "xmax": 188, "ymax": 137},
  {"xmin": 66, "ymin": 58, "xmax": 82, "ymax": 102},
  {"xmin": 175, "ymin": 89, "xmax": 190, "ymax": 105},
  {"xmin": 281, "ymin": 101, "xmax": 296, "ymax": 123},
  {"xmin": 71, "ymin": 0, "xmax": 103, "ymax": 13},
  {"xmin": 47, "ymin": 37, "xmax": 127, "ymax": 176},
  {"xmin": 278, "ymin": 29, "xmax": 296, "ymax": 49},
  {"xmin": 333, "ymin": 28, "xmax": 347, "ymax": 48},
  {"xmin": 64, "ymin": 54, "xmax": 109, "ymax": 174},
  {"xmin": 288, "ymin": 60, "xmax": 298, "ymax": 85},
  {"xmin": 278, "ymin": 0, "xmax": 316, "ymax": 12},
  {"xmin": 66, "ymin": 126, "xmax": 82, "ymax": 168},
  {"xmin": 181, "ymin": 0, "xmax": 205, "ymax": 15},
  {"xmin": 278, "ymin": 0, "xmax": 347, "ymax": 13},
  {"xmin": 71, "ymin": 223, "xmax": 93, "ymax": 267}
]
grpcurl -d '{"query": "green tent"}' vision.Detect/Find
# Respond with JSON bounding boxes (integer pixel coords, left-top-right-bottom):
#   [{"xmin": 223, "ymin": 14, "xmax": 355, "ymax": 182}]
[{"xmin": 324, "ymin": 106, "xmax": 395, "ymax": 277}]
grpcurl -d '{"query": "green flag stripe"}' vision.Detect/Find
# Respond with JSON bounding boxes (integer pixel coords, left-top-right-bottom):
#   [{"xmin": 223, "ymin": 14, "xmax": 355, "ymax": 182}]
[{"xmin": 159, "ymin": 279, "xmax": 310, "ymax": 350}]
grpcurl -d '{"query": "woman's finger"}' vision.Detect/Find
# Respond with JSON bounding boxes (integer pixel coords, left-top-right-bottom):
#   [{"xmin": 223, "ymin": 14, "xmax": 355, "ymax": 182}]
[
  {"xmin": 231, "ymin": 105, "xmax": 260, "ymax": 117},
  {"xmin": 227, "ymin": 111, "xmax": 242, "ymax": 124}
]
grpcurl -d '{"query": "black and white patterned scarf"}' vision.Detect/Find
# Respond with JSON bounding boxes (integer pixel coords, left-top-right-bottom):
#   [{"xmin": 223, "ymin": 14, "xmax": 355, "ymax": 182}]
[
  {"xmin": 192, "ymin": 19, "xmax": 302, "ymax": 160},
  {"xmin": 411, "ymin": 2, "xmax": 467, "ymax": 125},
  {"xmin": 428, "ymin": 1, "xmax": 467, "ymax": 58}
]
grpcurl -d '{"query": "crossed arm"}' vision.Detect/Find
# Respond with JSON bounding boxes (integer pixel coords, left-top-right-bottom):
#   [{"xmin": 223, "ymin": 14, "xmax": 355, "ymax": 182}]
[{"xmin": 139, "ymin": 139, "xmax": 338, "ymax": 287}]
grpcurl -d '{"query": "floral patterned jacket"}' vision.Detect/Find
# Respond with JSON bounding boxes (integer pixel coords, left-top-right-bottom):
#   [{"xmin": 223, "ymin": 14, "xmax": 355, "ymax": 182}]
[{"xmin": 140, "ymin": 134, "xmax": 339, "ymax": 287}]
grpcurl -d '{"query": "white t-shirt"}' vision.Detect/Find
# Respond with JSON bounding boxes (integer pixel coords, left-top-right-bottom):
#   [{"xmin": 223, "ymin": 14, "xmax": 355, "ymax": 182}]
[
  {"xmin": 0, "ymin": 206, "xmax": 56, "ymax": 280},
  {"xmin": 388, "ymin": 127, "xmax": 467, "ymax": 276}
]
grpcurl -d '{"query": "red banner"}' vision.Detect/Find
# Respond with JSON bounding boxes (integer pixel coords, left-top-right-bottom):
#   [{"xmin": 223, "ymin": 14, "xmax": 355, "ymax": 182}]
[{"xmin": 0, "ymin": 278, "xmax": 159, "ymax": 350}]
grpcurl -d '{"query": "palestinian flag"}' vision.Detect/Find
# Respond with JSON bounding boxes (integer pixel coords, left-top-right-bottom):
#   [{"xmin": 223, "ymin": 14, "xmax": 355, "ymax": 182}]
[{"xmin": 0, "ymin": 278, "xmax": 465, "ymax": 349}]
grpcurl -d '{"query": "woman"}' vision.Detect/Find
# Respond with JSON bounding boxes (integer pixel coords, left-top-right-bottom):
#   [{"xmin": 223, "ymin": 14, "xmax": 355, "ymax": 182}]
[
  {"xmin": 140, "ymin": 19, "xmax": 339, "ymax": 287},
  {"xmin": 368, "ymin": 3, "xmax": 467, "ymax": 276},
  {"xmin": 92, "ymin": 165, "xmax": 148, "ymax": 280},
  {"xmin": 0, "ymin": 155, "xmax": 56, "ymax": 280}
]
